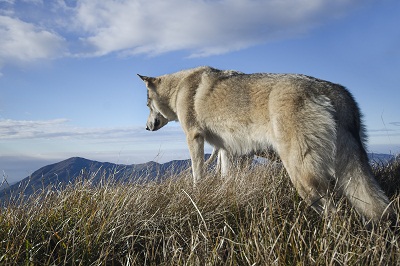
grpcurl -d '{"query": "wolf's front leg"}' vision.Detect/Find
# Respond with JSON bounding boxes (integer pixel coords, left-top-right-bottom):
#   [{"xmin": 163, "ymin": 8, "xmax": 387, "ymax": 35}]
[{"xmin": 187, "ymin": 131, "xmax": 205, "ymax": 184}]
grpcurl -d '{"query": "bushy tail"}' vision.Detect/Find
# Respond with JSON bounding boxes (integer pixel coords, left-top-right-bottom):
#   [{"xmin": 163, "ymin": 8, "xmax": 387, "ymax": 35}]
[{"xmin": 336, "ymin": 129, "xmax": 394, "ymax": 223}]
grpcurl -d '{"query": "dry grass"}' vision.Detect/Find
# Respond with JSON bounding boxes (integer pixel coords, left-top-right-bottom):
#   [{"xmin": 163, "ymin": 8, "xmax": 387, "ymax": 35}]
[{"xmin": 0, "ymin": 159, "xmax": 399, "ymax": 265}]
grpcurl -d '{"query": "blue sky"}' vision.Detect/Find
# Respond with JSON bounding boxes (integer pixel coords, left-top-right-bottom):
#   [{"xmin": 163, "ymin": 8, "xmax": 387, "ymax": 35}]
[{"xmin": 1, "ymin": 0, "xmax": 400, "ymax": 183}]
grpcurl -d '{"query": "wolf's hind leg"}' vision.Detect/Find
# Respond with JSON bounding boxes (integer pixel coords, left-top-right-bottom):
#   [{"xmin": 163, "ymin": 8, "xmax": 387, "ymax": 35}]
[
  {"xmin": 274, "ymin": 137, "xmax": 336, "ymax": 215},
  {"xmin": 271, "ymin": 94, "xmax": 337, "ymax": 216},
  {"xmin": 219, "ymin": 149, "xmax": 231, "ymax": 177},
  {"xmin": 284, "ymin": 160, "xmax": 336, "ymax": 215}
]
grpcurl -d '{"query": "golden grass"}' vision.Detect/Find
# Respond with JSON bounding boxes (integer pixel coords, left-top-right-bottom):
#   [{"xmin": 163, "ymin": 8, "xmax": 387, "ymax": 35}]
[{"xmin": 1, "ymin": 159, "xmax": 399, "ymax": 265}]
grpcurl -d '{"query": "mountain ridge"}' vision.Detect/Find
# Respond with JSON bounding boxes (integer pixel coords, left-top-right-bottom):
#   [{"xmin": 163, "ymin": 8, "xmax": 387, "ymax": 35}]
[
  {"xmin": 0, "ymin": 153, "xmax": 394, "ymax": 203},
  {"xmin": 0, "ymin": 156, "xmax": 193, "ymax": 202}
]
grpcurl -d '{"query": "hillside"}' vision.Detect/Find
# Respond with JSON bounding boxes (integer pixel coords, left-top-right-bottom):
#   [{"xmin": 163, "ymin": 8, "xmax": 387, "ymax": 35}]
[
  {"xmin": 1, "ymin": 153, "xmax": 394, "ymax": 203},
  {"xmin": 0, "ymin": 157, "xmax": 192, "ymax": 202},
  {"xmin": 0, "ymin": 157, "xmax": 399, "ymax": 265}
]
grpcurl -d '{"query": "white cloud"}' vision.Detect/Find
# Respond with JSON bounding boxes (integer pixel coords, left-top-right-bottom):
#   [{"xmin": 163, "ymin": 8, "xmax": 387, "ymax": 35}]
[
  {"xmin": 0, "ymin": 0, "xmax": 15, "ymax": 4},
  {"xmin": 0, "ymin": 118, "xmax": 190, "ymax": 169},
  {"xmin": 21, "ymin": 0, "xmax": 43, "ymax": 4},
  {"xmin": 72, "ymin": 0, "xmax": 365, "ymax": 57},
  {"xmin": 0, "ymin": 15, "xmax": 66, "ymax": 68},
  {"xmin": 0, "ymin": 118, "xmax": 132, "ymax": 139},
  {"xmin": 0, "ymin": 0, "xmax": 368, "ymax": 69},
  {"xmin": 0, "ymin": 118, "xmax": 71, "ymax": 139},
  {"xmin": 390, "ymin": 122, "xmax": 400, "ymax": 127},
  {"xmin": 0, "ymin": 118, "xmax": 185, "ymax": 142}
]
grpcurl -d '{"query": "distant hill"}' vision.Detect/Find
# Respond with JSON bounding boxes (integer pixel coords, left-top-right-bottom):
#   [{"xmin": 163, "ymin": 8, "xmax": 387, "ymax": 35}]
[
  {"xmin": 1, "ymin": 153, "xmax": 394, "ymax": 203},
  {"xmin": 368, "ymin": 153, "xmax": 396, "ymax": 164},
  {"xmin": 0, "ymin": 157, "xmax": 193, "ymax": 203}
]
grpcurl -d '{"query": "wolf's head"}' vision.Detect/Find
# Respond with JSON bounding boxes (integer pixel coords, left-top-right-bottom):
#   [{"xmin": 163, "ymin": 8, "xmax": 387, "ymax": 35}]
[{"xmin": 137, "ymin": 74, "xmax": 171, "ymax": 131}]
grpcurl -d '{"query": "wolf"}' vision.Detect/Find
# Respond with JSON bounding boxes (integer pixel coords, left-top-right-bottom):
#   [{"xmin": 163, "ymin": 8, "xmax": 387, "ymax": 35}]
[{"xmin": 138, "ymin": 66, "xmax": 394, "ymax": 223}]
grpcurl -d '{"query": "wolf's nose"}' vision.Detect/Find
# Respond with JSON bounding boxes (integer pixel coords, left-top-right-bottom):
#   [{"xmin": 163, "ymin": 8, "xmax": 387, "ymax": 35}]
[{"xmin": 146, "ymin": 126, "xmax": 150, "ymax": 131}]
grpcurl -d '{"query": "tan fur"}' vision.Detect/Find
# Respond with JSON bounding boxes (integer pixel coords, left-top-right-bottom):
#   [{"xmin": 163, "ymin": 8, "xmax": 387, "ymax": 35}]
[{"xmin": 138, "ymin": 66, "xmax": 394, "ymax": 223}]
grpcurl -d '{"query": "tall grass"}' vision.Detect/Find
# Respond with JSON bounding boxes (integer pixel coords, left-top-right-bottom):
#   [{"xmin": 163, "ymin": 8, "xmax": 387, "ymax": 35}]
[{"xmin": 0, "ymin": 159, "xmax": 399, "ymax": 265}]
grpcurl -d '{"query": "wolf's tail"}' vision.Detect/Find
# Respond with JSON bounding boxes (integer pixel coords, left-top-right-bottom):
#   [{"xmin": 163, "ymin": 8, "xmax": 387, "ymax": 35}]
[{"xmin": 335, "ymin": 126, "xmax": 394, "ymax": 223}]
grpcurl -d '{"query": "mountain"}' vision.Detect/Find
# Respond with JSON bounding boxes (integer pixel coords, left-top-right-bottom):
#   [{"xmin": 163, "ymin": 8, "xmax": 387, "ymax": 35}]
[
  {"xmin": 368, "ymin": 153, "xmax": 396, "ymax": 164},
  {"xmin": 0, "ymin": 157, "xmax": 192, "ymax": 203},
  {"xmin": 1, "ymin": 153, "xmax": 394, "ymax": 203}
]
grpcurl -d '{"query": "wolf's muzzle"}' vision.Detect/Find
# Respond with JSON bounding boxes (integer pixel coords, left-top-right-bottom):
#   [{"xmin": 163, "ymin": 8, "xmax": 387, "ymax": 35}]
[{"xmin": 146, "ymin": 118, "xmax": 161, "ymax": 131}]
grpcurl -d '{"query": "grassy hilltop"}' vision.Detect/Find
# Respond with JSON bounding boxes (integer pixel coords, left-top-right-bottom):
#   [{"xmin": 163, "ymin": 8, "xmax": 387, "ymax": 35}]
[{"xmin": 0, "ymin": 159, "xmax": 399, "ymax": 265}]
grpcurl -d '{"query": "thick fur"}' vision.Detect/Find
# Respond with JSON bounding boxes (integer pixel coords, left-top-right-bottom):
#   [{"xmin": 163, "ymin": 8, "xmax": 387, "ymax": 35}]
[{"xmin": 138, "ymin": 66, "xmax": 394, "ymax": 223}]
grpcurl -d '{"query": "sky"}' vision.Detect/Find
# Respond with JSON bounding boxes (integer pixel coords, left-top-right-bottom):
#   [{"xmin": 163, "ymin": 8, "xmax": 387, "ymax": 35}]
[{"xmin": 0, "ymin": 0, "xmax": 400, "ymax": 183}]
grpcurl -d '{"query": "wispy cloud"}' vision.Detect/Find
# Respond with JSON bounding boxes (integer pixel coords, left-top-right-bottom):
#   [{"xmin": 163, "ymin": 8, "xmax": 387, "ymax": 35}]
[
  {"xmin": 0, "ymin": 119, "xmax": 71, "ymax": 139},
  {"xmin": 0, "ymin": 118, "xmax": 190, "ymax": 174},
  {"xmin": 0, "ymin": 0, "xmax": 369, "ymax": 71},
  {"xmin": 369, "ymin": 121, "xmax": 400, "ymax": 135},
  {"xmin": 369, "ymin": 126, "xmax": 400, "ymax": 139},
  {"xmin": 0, "ymin": 118, "xmax": 135, "ymax": 140},
  {"xmin": 0, "ymin": 118, "xmax": 185, "ymax": 142},
  {"xmin": 0, "ymin": 0, "xmax": 15, "ymax": 4},
  {"xmin": 0, "ymin": 15, "xmax": 66, "ymax": 70},
  {"xmin": 72, "ymin": 0, "xmax": 365, "ymax": 57}
]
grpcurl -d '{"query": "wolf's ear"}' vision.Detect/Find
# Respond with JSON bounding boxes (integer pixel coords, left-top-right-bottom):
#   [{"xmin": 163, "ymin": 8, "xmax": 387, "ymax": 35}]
[
  {"xmin": 137, "ymin": 74, "xmax": 155, "ymax": 83},
  {"xmin": 137, "ymin": 74, "xmax": 158, "ymax": 92}
]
